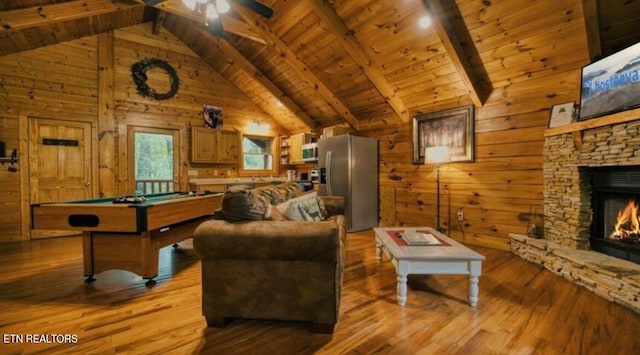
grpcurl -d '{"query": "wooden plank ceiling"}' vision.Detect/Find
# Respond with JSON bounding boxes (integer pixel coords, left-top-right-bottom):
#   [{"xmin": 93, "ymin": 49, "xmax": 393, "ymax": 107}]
[{"xmin": 0, "ymin": 0, "xmax": 637, "ymax": 133}]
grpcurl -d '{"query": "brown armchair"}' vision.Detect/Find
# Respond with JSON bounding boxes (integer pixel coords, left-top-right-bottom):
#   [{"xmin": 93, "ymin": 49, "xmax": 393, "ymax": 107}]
[{"xmin": 193, "ymin": 193, "xmax": 346, "ymax": 333}]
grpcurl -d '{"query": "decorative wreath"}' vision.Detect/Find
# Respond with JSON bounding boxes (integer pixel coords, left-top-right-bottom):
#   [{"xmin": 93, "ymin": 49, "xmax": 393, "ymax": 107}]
[{"xmin": 130, "ymin": 58, "xmax": 179, "ymax": 100}]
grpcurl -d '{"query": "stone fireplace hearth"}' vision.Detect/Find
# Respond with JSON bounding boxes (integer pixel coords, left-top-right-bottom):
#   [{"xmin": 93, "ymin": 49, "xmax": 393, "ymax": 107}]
[{"xmin": 510, "ymin": 109, "xmax": 640, "ymax": 313}]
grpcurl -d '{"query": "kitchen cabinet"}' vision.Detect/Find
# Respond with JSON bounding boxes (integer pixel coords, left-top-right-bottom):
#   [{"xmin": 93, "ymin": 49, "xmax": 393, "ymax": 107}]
[
  {"xmin": 191, "ymin": 127, "xmax": 238, "ymax": 164},
  {"xmin": 322, "ymin": 125, "xmax": 353, "ymax": 137}
]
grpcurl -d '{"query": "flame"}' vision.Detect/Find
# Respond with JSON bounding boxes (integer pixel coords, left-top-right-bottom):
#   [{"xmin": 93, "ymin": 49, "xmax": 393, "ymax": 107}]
[{"xmin": 610, "ymin": 200, "xmax": 640, "ymax": 240}]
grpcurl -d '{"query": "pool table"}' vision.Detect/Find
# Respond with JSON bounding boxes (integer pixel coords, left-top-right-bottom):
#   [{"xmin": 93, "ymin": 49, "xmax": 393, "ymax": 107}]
[{"xmin": 31, "ymin": 191, "xmax": 223, "ymax": 285}]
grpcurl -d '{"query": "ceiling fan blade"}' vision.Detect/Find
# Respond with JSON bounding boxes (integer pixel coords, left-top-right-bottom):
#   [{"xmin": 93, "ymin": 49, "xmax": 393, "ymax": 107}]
[
  {"xmin": 143, "ymin": 0, "xmax": 168, "ymax": 5},
  {"xmin": 234, "ymin": 0, "xmax": 274, "ymax": 19},
  {"xmin": 208, "ymin": 18, "xmax": 225, "ymax": 37}
]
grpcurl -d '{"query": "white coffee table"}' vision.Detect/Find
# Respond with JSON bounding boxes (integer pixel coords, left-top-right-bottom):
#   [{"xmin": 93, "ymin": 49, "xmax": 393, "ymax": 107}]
[{"xmin": 374, "ymin": 227, "xmax": 485, "ymax": 307}]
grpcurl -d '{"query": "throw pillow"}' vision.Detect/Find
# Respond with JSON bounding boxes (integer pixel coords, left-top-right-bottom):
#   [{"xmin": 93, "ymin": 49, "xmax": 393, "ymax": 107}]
[
  {"xmin": 275, "ymin": 192, "xmax": 325, "ymax": 221},
  {"xmin": 221, "ymin": 186, "xmax": 269, "ymax": 221},
  {"xmin": 256, "ymin": 185, "xmax": 286, "ymax": 205},
  {"xmin": 264, "ymin": 205, "xmax": 287, "ymax": 221},
  {"xmin": 317, "ymin": 196, "xmax": 329, "ymax": 219}
]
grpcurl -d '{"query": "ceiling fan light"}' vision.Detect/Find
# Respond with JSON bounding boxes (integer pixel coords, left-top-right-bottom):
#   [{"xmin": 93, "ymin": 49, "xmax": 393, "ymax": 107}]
[
  {"xmin": 216, "ymin": 0, "xmax": 231, "ymax": 14},
  {"xmin": 419, "ymin": 15, "xmax": 432, "ymax": 29},
  {"xmin": 195, "ymin": 0, "xmax": 208, "ymax": 4},
  {"xmin": 182, "ymin": 0, "xmax": 197, "ymax": 10},
  {"xmin": 206, "ymin": 3, "xmax": 219, "ymax": 20}
]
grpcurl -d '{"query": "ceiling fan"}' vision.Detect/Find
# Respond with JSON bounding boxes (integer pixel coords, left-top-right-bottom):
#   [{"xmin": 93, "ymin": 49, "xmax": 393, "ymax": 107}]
[{"xmin": 143, "ymin": 0, "xmax": 273, "ymax": 36}]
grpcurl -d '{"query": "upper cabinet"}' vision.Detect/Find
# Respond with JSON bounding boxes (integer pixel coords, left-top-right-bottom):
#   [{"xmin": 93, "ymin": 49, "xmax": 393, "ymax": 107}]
[
  {"xmin": 191, "ymin": 127, "xmax": 238, "ymax": 164},
  {"xmin": 215, "ymin": 129, "xmax": 239, "ymax": 163},
  {"xmin": 323, "ymin": 125, "xmax": 353, "ymax": 138}
]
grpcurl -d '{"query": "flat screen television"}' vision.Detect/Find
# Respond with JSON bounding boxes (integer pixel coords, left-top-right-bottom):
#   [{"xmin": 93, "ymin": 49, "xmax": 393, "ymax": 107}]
[{"xmin": 579, "ymin": 41, "xmax": 640, "ymax": 120}]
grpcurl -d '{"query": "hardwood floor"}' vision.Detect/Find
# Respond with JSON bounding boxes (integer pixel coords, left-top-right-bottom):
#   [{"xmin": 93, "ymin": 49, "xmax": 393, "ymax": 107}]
[{"xmin": 0, "ymin": 230, "xmax": 639, "ymax": 354}]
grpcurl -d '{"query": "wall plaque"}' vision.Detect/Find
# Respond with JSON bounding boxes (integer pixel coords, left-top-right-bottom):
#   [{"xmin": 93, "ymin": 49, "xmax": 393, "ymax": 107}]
[{"xmin": 43, "ymin": 139, "xmax": 79, "ymax": 146}]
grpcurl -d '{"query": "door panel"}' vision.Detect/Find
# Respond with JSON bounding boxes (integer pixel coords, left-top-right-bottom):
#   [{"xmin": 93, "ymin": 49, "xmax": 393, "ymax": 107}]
[{"xmin": 29, "ymin": 118, "xmax": 92, "ymax": 239}]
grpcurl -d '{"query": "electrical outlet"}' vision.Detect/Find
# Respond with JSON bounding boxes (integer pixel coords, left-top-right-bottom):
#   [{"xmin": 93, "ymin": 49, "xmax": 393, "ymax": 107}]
[{"xmin": 457, "ymin": 211, "xmax": 464, "ymax": 221}]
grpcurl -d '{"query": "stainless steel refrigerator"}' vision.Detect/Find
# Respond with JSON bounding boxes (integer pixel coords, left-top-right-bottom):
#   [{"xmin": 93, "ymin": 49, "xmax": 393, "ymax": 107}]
[{"xmin": 318, "ymin": 134, "xmax": 378, "ymax": 232}]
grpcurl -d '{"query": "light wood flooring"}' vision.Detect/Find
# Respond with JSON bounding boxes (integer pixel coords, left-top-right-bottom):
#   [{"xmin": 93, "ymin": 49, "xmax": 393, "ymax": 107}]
[{"xmin": 0, "ymin": 230, "xmax": 639, "ymax": 354}]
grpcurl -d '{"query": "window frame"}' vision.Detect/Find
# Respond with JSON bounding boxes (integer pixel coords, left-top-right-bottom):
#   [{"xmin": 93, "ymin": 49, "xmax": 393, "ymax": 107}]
[
  {"xmin": 239, "ymin": 133, "xmax": 277, "ymax": 176},
  {"xmin": 126, "ymin": 126, "xmax": 180, "ymax": 195}
]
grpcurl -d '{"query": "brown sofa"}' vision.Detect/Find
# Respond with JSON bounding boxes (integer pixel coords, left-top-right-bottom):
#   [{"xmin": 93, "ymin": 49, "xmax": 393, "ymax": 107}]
[{"xmin": 193, "ymin": 182, "xmax": 346, "ymax": 333}]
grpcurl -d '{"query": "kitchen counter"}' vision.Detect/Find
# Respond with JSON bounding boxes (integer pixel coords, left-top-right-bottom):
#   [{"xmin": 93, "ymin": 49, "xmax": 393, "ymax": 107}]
[
  {"xmin": 188, "ymin": 177, "xmax": 287, "ymax": 193},
  {"xmin": 189, "ymin": 177, "xmax": 285, "ymax": 184}
]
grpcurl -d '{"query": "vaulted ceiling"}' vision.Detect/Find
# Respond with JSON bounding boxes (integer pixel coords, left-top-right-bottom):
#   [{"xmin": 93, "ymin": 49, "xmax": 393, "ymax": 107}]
[{"xmin": 1, "ymin": 0, "xmax": 639, "ymax": 133}]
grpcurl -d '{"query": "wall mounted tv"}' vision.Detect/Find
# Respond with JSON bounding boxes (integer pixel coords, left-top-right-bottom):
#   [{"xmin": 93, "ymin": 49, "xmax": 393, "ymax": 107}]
[{"xmin": 579, "ymin": 41, "xmax": 640, "ymax": 121}]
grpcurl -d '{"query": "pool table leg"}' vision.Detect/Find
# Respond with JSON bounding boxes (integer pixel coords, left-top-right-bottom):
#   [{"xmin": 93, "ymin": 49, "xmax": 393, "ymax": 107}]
[
  {"xmin": 81, "ymin": 231, "xmax": 161, "ymax": 282},
  {"xmin": 82, "ymin": 232, "xmax": 96, "ymax": 282},
  {"xmin": 80, "ymin": 217, "xmax": 206, "ymax": 284}
]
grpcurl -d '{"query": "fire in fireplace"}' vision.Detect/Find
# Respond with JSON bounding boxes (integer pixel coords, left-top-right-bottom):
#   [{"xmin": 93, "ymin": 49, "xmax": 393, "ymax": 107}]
[
  {"xmin": 590, "ymin": 166, "xmax": 640, "ymax": 264},
  {"xmin": 610, "ymin": 199, "xmax": 640, "ymax": 243}
]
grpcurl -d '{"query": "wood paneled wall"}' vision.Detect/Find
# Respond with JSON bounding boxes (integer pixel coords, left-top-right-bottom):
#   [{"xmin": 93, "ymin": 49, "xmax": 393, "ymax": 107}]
[
  {"xmin": 363, "ymin": 70, "xmax": 582, "ymax": 251},
  {"xmin": 0, "ymin": 112, "xmax": 21, "ymax": 239},
  {"xmin": 0, "ymin": 37, "xmax": 99, "ymax": 241},
  {"xmin": 0, "ymin": 2, "xmax": 590, "ymax": 249},
  {"xmin": 110, "ymin": 24, "xmax": 286, "ymax": 195},
  {"xmin": 0, "ymin": 23, "xmax": 287, "ymax": 242}
]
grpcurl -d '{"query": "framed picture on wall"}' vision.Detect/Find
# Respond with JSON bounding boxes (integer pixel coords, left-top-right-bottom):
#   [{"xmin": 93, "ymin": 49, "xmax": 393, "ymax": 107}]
[
  {"xmin": 548, "ymin": 101, "xmax": 575, "ymax": 128},
  {"xmin": 413, "ymin": 105, "xmax": 475, "ymax": 164}
]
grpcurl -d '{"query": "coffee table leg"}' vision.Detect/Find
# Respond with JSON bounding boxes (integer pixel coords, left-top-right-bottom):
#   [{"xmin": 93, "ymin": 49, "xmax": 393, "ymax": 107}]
[
  {"xmin": 468, "ymin": 260, "xmax": 482, "ymax": 307},
  {"xmin": 375, "ymin": 238, "xmax": 382, "ymax": 263},
  {"xmin": 396, "ymin": 261, "xmax": 408, "ymax": 306}
]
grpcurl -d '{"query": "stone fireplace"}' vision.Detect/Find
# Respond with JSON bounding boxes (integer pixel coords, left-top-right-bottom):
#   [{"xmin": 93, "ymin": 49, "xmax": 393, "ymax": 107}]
[{"xmin": 510, "ymin": 109, "xmax": 640, "ymax": 313}]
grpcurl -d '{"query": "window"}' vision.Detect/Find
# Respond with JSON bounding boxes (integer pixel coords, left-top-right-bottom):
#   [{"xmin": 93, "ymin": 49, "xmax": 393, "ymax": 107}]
[
  {"xmin": 128, "ymin": 127, "xmax": 179, "ymax": 195},
  {"xmin": 242, "ymin": 135, "xmax": 275, "ymax": 172}
]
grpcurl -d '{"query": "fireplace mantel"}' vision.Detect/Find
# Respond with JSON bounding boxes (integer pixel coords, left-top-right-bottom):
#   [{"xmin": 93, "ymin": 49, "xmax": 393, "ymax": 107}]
[{"xmin": 545, "ymin": 107, "xmax": 640, "ymax": 137}]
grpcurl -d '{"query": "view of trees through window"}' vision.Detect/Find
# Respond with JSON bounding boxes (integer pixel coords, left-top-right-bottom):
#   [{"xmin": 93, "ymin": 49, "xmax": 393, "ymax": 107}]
[
  {"xmin": 134, "ymin": 132, "xmax": 174, "ymax": 194},
  {"xmin": 243, "ymin": 136, "xmax": 273, "ymax": 171}
]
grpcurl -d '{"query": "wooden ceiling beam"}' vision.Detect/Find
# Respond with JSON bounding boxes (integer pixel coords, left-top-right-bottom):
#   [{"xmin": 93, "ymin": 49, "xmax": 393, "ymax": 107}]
[
  {"xmin": 305, "ymin": 0, "xmax": 409, "ymax": 122},
  {"xmin": 233, "ymin": 4, "xmax": 360, "ymax": 131},
  {"xmin": 422, "ymin": 0, "xmax": 492, "ymax": 107},
  {"xmin": 137, "ymin": 0, "xmax": 267, "ymax": 45},
  {"xmin": 214, "ymin": 37, "xmax": 318, "ymax": 130},
  {"xmin": 0, "ymin": 0, "xmax": 141, "ymax": 31},
  {"xmin": 152, "ymin": 10, "xmax": 167, "ymax": 35},
  {"xmin": 221, "ymin": 16, "xmax": 267, "ymax": 45},
  {"xmin": 582, "ymin": 0, "xmax": 602, "ymax": 60}
]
